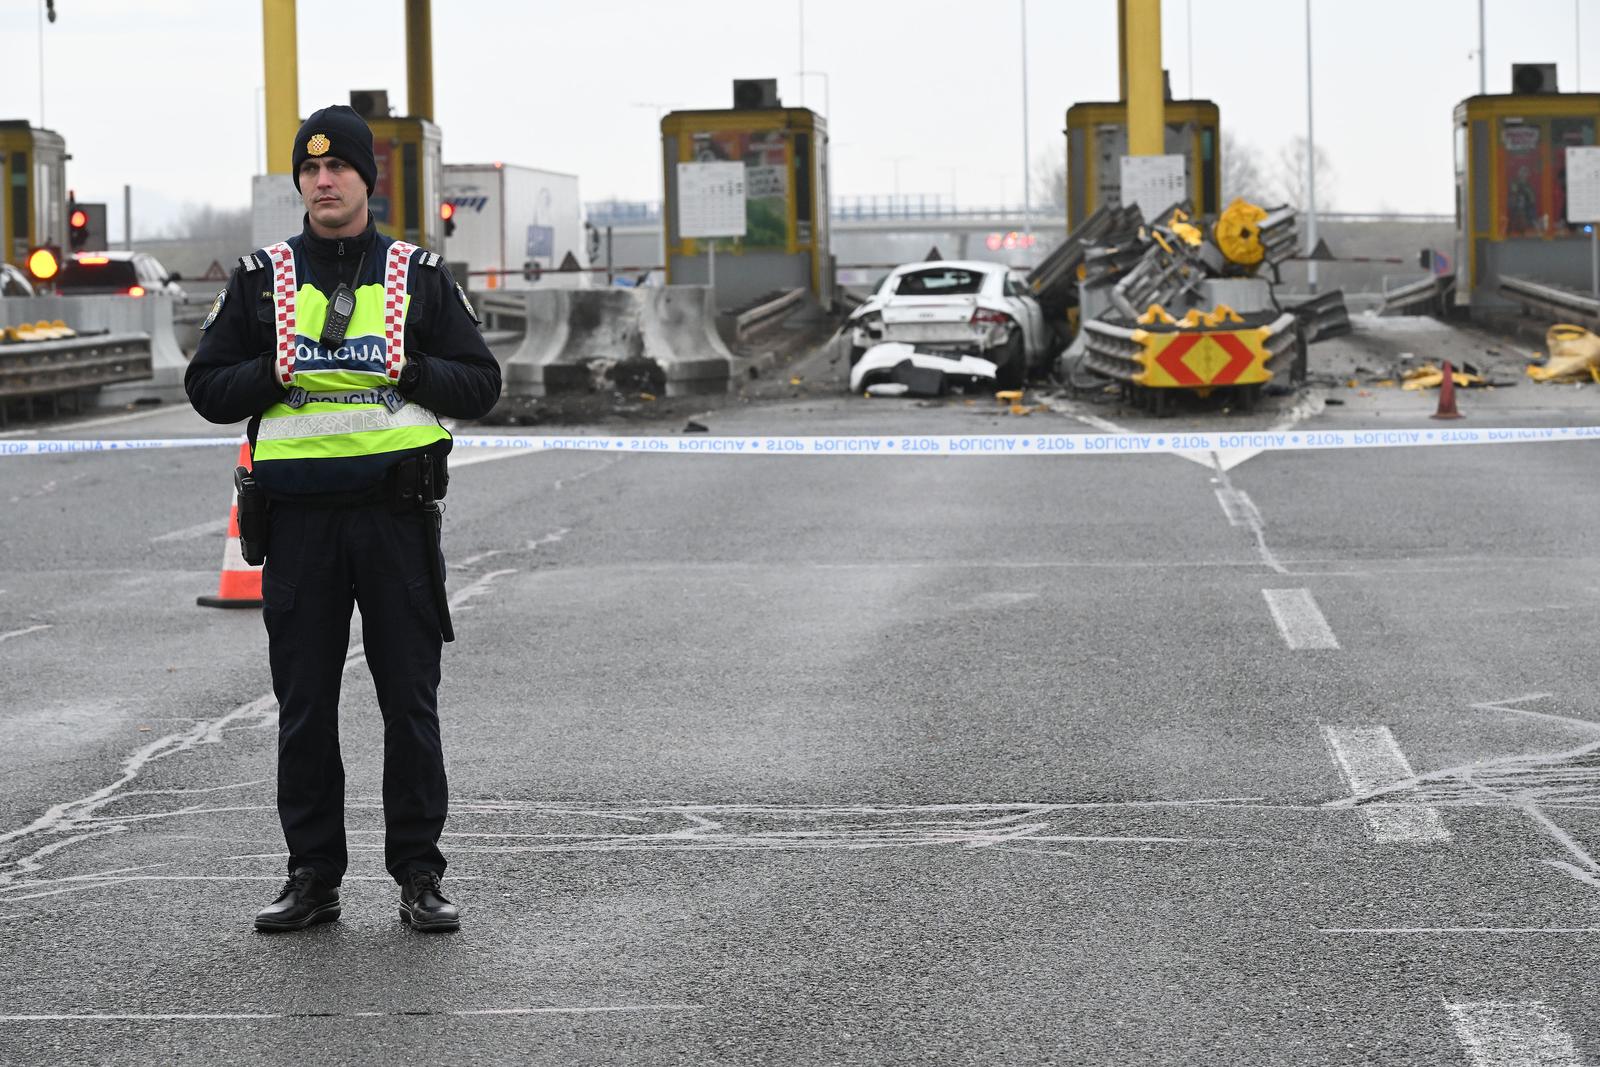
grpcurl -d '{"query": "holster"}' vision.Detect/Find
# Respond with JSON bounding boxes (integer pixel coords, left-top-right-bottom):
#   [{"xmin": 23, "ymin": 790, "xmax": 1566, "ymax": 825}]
[
  {"xmin": 393, "ymin": 453, "xmax": 455, "ymax": 643},
  {"xmin": 234, "ymin": 466, "xmax": 269, "ymax": 566}
]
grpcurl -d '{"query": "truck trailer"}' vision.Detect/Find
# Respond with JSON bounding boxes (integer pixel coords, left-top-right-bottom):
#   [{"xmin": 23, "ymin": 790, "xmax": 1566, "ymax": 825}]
[{"xmin": 442, "ymin": 162, "xmax": 589, "ymax": 290}]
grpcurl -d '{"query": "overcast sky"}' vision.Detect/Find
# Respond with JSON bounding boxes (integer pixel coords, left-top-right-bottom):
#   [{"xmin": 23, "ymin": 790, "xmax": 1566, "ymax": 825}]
[{"xmin": 2, "ymin": 0, "xmax": 1594, "ymax": 234}]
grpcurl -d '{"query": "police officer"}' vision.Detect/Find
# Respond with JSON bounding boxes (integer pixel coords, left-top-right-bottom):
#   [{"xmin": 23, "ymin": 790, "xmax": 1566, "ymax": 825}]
[{"xmin": 186, "ymin": 105, "xmax": 501, "ymax": 934}]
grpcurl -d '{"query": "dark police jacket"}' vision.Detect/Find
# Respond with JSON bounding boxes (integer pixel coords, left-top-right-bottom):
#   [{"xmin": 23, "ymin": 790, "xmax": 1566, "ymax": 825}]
[{"xmin": 185, "ymin": 215, "xmax": 501, "ymax": 497}]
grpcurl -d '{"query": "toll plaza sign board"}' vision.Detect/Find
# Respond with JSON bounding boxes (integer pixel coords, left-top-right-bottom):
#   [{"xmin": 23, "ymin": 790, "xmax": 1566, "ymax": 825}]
[
  {"xmin": 1566, "ymin": 146, "xmax": 1600, "ymax": 223},
  {"xmin": 1120, "ymin": 154, "xmax": 1187, "ymax": 222},
  {"xmin": 677, "ymin": 162, "xmax": 747, "ymax": 239}
]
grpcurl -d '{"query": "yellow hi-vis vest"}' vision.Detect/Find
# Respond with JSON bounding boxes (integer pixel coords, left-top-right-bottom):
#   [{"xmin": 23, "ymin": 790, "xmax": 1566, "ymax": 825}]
[{"xmin": 251, "ymin": 236, "xmax": 451, "ymax": 496}]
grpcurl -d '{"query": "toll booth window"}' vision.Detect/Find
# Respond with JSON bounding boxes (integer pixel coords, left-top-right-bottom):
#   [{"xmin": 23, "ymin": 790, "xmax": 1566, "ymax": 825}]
[
  {"xmin": 794, "ymin": 133, "xmax": 812, "ymax": 242},
  {"xmin": 1499, "ymin": 116, "xmax": 1596, "ymax": 237},
  {"xmin": 894, "ymin": 268, "xmax": 984, "ymax": 295},
  {"xmin": 10, "ymin": 154, "xmax": 27, "ymax": 255},
  {"xmin": 1553, "ymin": 117, "xmax": 1595, "ymax": 233}
]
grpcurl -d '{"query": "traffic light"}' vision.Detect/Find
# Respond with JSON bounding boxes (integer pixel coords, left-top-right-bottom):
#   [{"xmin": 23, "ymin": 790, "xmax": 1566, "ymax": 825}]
[
  {"xmin": 25, "ymin": 246, "xmax": 60, "ymax": 283},
  {"xmin": 440, "ymin": 201, "xmax": 456, "ymax": 238},
  {"xmin": 69, "ymin": 206, "xmax": 89, "ymax": 250}
]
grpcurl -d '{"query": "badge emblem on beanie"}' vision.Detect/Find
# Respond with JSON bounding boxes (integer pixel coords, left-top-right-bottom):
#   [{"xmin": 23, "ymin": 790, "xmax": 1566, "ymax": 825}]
[{"xmin": 307, "ymin": 134, "xmax": 330, "ymax": 157}]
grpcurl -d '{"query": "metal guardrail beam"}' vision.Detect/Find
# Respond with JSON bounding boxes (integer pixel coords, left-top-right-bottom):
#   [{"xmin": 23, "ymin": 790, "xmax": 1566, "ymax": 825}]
[
  {"xmin": 733, "ymin": 288, "xmax": 805, "ymax": 342},
  {"xmin": 0, "ymin": 331, "xmax": 153, "ymax": 425}
]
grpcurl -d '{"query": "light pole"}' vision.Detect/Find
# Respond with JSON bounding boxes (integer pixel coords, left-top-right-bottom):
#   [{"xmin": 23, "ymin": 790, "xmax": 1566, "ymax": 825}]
[
  {"xmin": 1478, "ymin": 0, "xmax": 1486, "ymax": 94},
  {"xmin": 796, "ymin": 70, "xmax": 830, "ymax": 118},
  {"xmin": 1304, "ymin": 0, "xmax": 1318, "ymax": 294},
  {"xmin": 1020, "ymin": 0, "xmax": 1032, "ymax": 249}
]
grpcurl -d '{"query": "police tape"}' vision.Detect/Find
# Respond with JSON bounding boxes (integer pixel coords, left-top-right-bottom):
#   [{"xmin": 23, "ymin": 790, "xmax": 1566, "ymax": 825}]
[{"xmin": 3, "ymin": 425, "xmax": 1600, "ymax": 458}]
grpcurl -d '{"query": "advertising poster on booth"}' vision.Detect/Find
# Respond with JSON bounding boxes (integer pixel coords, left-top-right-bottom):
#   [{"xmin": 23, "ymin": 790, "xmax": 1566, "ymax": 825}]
[{"xmin": 690, "ymin": 129, "xmax": 789, "ymax": 248}]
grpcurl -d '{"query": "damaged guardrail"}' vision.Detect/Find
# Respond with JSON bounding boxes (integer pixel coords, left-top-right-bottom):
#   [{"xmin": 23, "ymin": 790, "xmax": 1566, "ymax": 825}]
[
  {"xmin": 1289, "ymin": 289, "xmax": 1351, "ymax": 343},
  {"xmin": 1082, "ymin": 310, "xmax": 1299, "ymax": 412}
]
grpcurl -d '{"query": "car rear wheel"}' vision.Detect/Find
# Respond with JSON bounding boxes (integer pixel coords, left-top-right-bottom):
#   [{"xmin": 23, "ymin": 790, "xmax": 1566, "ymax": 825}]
[{"xmin": 993, "ymin": 330, "xmax": 1026, "ymax": 389}]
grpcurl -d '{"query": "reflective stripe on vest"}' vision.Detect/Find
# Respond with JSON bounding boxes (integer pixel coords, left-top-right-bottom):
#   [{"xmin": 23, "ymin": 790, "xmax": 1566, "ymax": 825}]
[{"xmin": 252, "ymin": 238, "xmax": 450, "ymax": 483}]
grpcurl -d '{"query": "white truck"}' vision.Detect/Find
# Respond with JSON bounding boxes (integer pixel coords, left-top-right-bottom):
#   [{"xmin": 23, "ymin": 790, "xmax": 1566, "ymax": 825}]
[{"xmin": 442, "ymin": 163, "xmax": 589, "ymax": 291}]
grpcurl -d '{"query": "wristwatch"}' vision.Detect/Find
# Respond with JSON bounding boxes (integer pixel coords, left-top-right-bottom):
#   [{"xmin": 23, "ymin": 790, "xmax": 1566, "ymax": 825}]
[{"xmin": 397, "ymin": 356, "xmax": 421, "ymax": 393}]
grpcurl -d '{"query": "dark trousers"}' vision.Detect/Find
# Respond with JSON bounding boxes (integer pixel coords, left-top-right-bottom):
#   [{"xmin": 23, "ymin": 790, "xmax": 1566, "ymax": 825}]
[{"xmin": 261, "ymin": 503, "xmax": 448, "ymax": 885}]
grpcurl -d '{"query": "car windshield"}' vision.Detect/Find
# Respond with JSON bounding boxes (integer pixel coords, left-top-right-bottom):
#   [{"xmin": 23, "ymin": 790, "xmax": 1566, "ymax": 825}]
[{"xmin": 893, "ymin": 268, "xmax": 985, "ymax": 297}]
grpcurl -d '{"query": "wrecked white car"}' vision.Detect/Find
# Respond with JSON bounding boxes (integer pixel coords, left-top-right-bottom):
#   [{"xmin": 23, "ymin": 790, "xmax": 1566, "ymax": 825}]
[
  {"xmin": 845, "ymin": 260, "xmax": 1053, "ymax": 386},
  {"xmin": 849, "ymin": 342, "xmax": 999, "ymax": 397}
]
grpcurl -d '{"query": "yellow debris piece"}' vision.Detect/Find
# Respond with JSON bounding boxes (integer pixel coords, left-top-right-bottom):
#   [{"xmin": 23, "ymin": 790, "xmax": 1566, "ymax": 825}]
[
  {"xmin": 1009, "ymin": 404, "xmax": 1030, "ymax": 416},
  {"xmin": 1177, "ymin": 305, "xmax": 1246, "ymax": 328},
  {"xmin": 995, "ymin": 390, "xmax": 1025, "ymax": 403},
  {"xmin": 1213, "ymin": 198, "xmax": 1270, "ymax": 267},
  {"xmin": 1400, "ymin": 363, "xmax": 1483, "ymax": 390},
  {"xmin": 1138, "ymin": 304, "xmax": 1177, "ymax": 326},
  {"xmin": 1528, "ymin": 324, "xmax": 1600, "ymax": 382},
  {"xmin": 639, "ymin": 392, "xmax": 657, "ymax": 402}
]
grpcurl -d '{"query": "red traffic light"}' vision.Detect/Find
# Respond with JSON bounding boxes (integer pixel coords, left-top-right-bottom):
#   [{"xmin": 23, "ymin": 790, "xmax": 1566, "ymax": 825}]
[
  {"xmin": 439, "ymin": 202, "xmax": 455, "ymax": 221},
  {"xmin": 70, "ymin": 209, "xmax": 88, "ymax": 229}
]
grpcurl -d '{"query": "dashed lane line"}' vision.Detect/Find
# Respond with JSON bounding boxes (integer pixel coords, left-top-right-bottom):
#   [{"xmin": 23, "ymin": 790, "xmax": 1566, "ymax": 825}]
[
  {"xmin": 0, "ymin": 1005, "xmax": 703, "ymax": 1022},
  {"xmin": 1322, "ymin": 725, "xmax": 1452, "ymax": 843},
  {"xmin": 1263, "ymin": 588, "xmax": 1339, "ymax": 649},
  {"xmin": 1446, "ymin": 1001, "xmax": 1584, "ymax": 1067}
]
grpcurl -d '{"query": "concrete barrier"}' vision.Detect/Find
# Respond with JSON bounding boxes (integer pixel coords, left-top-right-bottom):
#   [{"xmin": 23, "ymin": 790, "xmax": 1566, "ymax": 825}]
[
  {"xmin": 501, "ymin": 286, "xmax": 733, "ymax": 398},
  {"xmin": 0, "ymin": 294, "xmax": 187, "ymax": 404}
]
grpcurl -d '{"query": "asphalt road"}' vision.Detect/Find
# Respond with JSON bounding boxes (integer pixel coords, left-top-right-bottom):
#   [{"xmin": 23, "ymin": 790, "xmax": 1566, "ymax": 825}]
[{"xmin": 3, "ymin": 313, "xmax": 1600, "ymax": 1065}]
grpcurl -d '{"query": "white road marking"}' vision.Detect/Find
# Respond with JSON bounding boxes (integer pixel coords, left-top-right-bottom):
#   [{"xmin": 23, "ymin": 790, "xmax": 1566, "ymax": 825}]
[
  {"xmin": 0, "ymin": 624, "xmax": 50, "ymax": 644},
  {"xmin": 1215, "ymin": 465, "xmax": 1289, "ymax": 573},
  {"xmin": 0, "ymin": 1005, "xmax": 702, "ymax": 1022},
  {"xmin": 1213, "ymin": 487, "xmax": 1260, "ymax": 527},
  {"xmin": 1446, "ymin": 1001, "xmax": 1583, "ymax": 1067},
  {"xmin": 1322, "ymin": 725, "xmax": 1451, "ymax": 843},
  {"xmin": 151, "ymin": 518, "xmax": 228, "ymax": 544},
  {"xmin": 1321, "ymin": 927, "xmax": 1600, "ymax": 934},
  {"xmin": 1263, "ymin": 588, "xmax": 1338, "ymax": 648}
]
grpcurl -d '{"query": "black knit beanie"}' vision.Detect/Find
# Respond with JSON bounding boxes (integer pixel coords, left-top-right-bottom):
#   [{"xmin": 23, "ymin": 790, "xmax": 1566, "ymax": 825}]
[{"xmin": 290, "ymin": 105, "xmax": 377, "ymax": 194}]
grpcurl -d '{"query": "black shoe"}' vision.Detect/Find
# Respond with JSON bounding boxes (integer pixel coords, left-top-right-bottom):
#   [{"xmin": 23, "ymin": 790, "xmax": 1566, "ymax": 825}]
[
  {"xmin": 398, "ymin": 870, "xmax": 459, "ymax": 932},
  {"xmin": 254, "ymin": 866, "xmax": 341, "ymax": 932}
]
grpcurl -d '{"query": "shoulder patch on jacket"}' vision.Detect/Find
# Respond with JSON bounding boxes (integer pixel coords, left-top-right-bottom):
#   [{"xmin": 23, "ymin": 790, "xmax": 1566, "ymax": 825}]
[
  {"xmin": 238, "ymin": 253, "xmax": 262, "ymax": 273},
  {"xmin": 455, "ymin": 283, "xmax": 480, "ymax": 325},
  {"xmin": 417, "ymin": 250, "xmax": 443, "ymax": 269},
  {"xmin": 200, "ymin": 287, "xmax": 227, "ymax": 330}
]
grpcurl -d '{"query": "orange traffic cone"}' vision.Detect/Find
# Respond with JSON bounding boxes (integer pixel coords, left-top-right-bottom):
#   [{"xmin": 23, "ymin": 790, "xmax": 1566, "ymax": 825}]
[
  {"xmin": 1431, "ymin": 360, "xmax": 1465, "ymax": 420},
  {"xmin": 196, "ymin": 441, "xmax": 263, "ymax": 608}
]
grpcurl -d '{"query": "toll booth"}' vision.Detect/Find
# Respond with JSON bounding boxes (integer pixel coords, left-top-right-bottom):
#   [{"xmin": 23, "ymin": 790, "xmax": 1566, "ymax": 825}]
[
  {"xmin": 660, "ymin": 101, "xmax": 832, "ymax": 310},
  {"xmin": 0, "ymin": 121, "xmax": 68, "ymax": 269},
  {"xmin": 1065, "ymin": 101, "xmax": 1220, "ymax": 231},
  {"xmin": 1453, "ymin": 91, "xmax": 1600, "ymax": 310},
  {"xmin": 368, "ymin": 116, "xmax": 444, "ymax": 250}
]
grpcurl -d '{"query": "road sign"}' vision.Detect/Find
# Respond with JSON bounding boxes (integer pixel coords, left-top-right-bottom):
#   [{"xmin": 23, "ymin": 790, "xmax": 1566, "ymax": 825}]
[
  {"xmin": 1120, "ymin": 154, "xmax": 1187, "ymax": 222},
  {"xmin": 676, "ymin": 162, "xmax": 747, "ymax": 239},
  {"xmin": 1569, "ymin": 146, "xmax": 1600, "ymax": 223}
]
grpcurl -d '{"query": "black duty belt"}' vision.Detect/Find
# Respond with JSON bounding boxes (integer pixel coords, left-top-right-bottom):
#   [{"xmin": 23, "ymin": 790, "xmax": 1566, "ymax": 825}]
[{"xmin": 284, "ymin": 386, "xmax": 406, "ymax": 413}]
